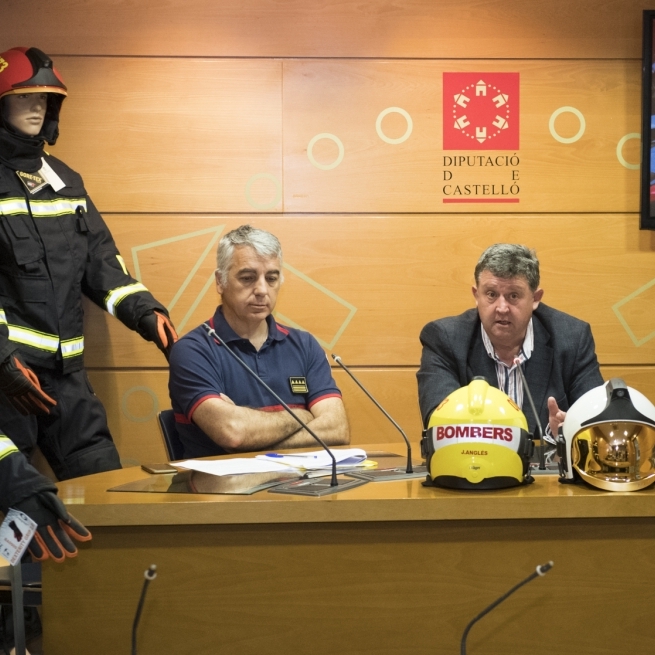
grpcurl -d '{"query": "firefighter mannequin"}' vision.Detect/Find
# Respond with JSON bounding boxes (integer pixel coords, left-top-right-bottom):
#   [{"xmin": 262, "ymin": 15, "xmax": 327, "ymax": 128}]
[{"xmin": 0, "ymin": 47, "xmax": 177, "ymax": 480}]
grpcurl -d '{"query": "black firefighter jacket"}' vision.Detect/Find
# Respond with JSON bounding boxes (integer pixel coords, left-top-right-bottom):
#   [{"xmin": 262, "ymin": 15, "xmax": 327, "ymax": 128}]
[{"xmin": 0, "ymin": 154, "xmax": 166, "ymax": 373}]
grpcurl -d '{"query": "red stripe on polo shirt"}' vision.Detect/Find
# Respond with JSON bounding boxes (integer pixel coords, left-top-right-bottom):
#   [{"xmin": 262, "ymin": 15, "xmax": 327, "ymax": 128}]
[
  {"xmin": 260, "ymin": 404, "xmax": 306, "ymax": 412},
  {"xmin": 276, "ymin": 324, "xmax": 290, "ymax": 335},
  {"xmin": 208, "ymin": 316, "xmax": 222, "ymax": 345},
  {"xmin": 174, "ymin": 413, "xmax": 191, "ymax": 424},
  {"xmin": 308, "ymin": 393, "xmax": 342, "ymax": 408},
  {"xmin": 188, "ymin": 394, "xmax": 223, "ymax": 420}
]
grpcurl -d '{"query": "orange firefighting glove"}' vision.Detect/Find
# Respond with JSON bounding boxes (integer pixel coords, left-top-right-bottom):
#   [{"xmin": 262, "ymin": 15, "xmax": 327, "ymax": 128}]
[
  {"xmin": 137, "ymin": 310, "xmax": 178, "ymax": 361},
  {"xmin": 0, "ymin": 354, "xmax": 56, "ymax": 416},
  {"xmin": 14, "ymin": 490, "xmax": 91, "ymax": 563}
]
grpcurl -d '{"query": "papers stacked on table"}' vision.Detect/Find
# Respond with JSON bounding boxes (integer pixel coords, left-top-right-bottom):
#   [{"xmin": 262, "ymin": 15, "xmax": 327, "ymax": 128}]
[{"xmin": 172, "ymin": 448, "xmax": 368, "ymax": 477}]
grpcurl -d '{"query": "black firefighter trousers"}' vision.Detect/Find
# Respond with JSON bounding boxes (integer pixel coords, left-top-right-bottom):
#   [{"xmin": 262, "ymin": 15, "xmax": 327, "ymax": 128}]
[{"xmin": 0, "ymin": 367, "xmax": 122, "ymax": 480}]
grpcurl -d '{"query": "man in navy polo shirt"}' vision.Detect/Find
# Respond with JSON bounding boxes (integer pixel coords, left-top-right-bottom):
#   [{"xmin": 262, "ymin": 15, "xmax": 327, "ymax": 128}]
[{"xmin": 168, "ymin": 225, "xmax": 350, "ymax": 458}]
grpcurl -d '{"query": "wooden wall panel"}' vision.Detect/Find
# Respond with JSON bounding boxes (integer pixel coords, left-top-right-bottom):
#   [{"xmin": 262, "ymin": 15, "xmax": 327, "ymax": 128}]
[
  {"xmin": 86, "ymin": 370, "xmax": 169, "ymax": 466},
  {"xmin": 0, "ymin": 0, "xmax": 649, "ymax": 59},
  {"xmin": 0, "ymin": 0, "xmax": 652, "ymax": 472},
  {"xmin": 83, "ymin": 214, "xmax": 655, "ymax": 369},
  {"xmin": 47, "ymin": 58, "xmax": 282, "ymax": 213},
  {"xmin": 88, "ymin": 366, "xmax": 655, "ymax": 466},
  {"xmin": 283, "ymin": 60, "xmax": 640, "ymax": 213},
  {"xmin": 28, "ymin": 58, "xmax": 642, "ymax": 214}
]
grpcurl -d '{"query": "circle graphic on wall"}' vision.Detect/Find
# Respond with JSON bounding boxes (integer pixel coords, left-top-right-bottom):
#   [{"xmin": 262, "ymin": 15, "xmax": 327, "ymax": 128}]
[
  {"xmin": 376, "ymin": 107, "xmax": 413, "ymax": 144},
  {"xmin": 548, "ymin": 107, "xmax": 586, "ymax": 144},
  {"xmin": 307, "ymin": 133, "xmax": 345, "ymax": 170},
  {"xmin": 121, "ymin": 386, "xmax": 159, "ymax": 423}
]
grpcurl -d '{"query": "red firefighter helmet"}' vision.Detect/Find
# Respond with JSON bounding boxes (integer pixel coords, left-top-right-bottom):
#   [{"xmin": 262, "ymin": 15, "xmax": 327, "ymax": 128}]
[
  {"xmin": 0, "ymin": 47, "xmax": 67, "ymax": 99},
  {"xmin": 0, "ymin": 47, "xmax": 67, "ymax": 145}
]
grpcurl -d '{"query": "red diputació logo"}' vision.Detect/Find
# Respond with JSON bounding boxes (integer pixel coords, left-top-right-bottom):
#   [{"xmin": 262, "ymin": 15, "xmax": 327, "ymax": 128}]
[{"xmin": 443, "ymin": 73, "xmax": 519, "ymax": 150}]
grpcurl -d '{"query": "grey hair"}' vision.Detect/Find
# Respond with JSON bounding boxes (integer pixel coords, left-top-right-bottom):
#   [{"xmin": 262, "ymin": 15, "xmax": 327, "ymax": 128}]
[
  {"xmin": 474, "ymin": 244, "xmax": 540, "ymax": 291},
  {"xmin": 216, "ymin": 225, "xmax": 283, "ymax": 286}
]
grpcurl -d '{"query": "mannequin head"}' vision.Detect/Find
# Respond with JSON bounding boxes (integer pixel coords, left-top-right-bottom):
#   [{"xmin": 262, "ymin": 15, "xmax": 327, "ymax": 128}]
[
  {"xmin": 2, "ymin": 92, "xmax": 48, "ymax": 136},
  {"xmin": 0, "ymin": 47, "xmax": 67, "ymax": 144}
]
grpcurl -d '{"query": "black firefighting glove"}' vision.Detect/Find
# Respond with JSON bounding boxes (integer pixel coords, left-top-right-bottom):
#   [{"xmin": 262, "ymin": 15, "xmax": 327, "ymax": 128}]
[
  {"xmin": 0, "ymin": 354, "xmax": 57, "ymax": 416},
  {"xmin": 137, "ymin": 310, "xmax": 178, "ymax": 361},
  {"xmin": 13, "ymin": 490, "xmax": 91, "ymax": 563}
]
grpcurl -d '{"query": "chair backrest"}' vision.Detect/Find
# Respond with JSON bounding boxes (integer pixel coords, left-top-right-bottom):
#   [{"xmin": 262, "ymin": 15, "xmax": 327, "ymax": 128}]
[{"xmin": 157, "ymin": 409, "xmax": 186, "ymax": 461}]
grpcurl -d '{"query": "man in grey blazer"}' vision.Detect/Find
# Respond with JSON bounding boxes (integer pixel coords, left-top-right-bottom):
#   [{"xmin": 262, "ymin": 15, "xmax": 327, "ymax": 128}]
[{"xmin": 417, "ymin": 244, "xmax": 603, "ymax": 437}]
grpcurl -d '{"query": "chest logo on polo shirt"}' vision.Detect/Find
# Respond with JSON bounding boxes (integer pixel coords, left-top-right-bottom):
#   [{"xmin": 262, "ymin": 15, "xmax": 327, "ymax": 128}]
[
  {"xmin": 16, "ymin": 170, "xmax": 47, "ymax": 195},
  {"xmin": 289, "ymin": 377, "xmax": 308, "ymax": 394}
]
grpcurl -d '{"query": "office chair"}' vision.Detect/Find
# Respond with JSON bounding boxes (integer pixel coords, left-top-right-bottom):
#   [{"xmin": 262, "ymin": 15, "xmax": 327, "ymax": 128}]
[{"xmin": 157, "ymin": 410, "xmax": 186, "ymax": 461}]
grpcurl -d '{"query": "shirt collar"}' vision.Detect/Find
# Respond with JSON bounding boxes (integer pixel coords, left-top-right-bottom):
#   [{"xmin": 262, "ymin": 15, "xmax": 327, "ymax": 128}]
[
  {"xmin": 208, "ymin": 306, "xmax": 288, "ymax": 345},
  {"xmin": 481, "ymin": 318, "xmax": 534, "ymax": 367}
]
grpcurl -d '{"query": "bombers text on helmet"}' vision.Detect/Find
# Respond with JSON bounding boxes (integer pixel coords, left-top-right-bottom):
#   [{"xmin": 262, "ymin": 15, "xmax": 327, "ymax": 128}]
[
  {"xmin": 0, "ymin": 47, "xmax": 67, "ymax": 145},
  {"xmin": 474, "ymin": 244, "xmax": 540, "ymax": 291}
]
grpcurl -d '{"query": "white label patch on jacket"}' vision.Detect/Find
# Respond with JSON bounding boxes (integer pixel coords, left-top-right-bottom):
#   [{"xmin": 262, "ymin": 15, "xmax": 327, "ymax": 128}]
[{"xmin": 39, "ymin": 158, "xmax": 66, "ymax": 192}]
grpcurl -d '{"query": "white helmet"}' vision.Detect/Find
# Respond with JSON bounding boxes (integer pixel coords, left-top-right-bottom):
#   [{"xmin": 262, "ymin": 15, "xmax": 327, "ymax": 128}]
[{"xmin": 558, "ymin": 379, "xmax": 655, "ymax": 491}]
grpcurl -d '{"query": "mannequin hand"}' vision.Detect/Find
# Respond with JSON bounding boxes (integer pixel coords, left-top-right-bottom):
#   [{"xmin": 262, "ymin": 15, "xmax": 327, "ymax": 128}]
[
  {"xmin": 14, "ymin": 491, "xmax": 91, "ymax": 563},
  {"xmin": 0, "ymin": 355, "xmax": 56, "ymax": 415},
  {"xmin": 137, "ymin": 311, "xmax": 178, "ymax": 361}
]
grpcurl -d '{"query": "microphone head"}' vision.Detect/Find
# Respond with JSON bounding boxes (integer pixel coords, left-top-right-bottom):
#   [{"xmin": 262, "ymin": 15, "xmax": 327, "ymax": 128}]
[
  {"xmin": 536, "ymin": 561, "xmax": 554, "ymax": 576},
  {"xmin": 513, "ymin": 357, "xmax": 521, "ymax": 366},
  {"xmin": 331, "ymin": 353, "xmax": 340, "ymax": 362}
]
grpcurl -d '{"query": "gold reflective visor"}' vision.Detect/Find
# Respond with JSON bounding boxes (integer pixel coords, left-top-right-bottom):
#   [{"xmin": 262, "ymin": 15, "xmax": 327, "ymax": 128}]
[{"xmin": 572, "ymin": 422, "xmax": 655, "ymax": 491}]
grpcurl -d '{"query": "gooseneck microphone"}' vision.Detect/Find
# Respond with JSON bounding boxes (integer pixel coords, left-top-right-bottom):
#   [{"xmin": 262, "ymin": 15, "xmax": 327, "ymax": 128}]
[
  {"xmin": 460, "ymin": 561, "xmax": 554, "ymax": 655},
  {"xmin": 513, "ymin": 357, "xmax": 546, "ymax": 470},
  {"xmin": 132, "ymin": 564, "xmax": 157, "ymax": 655},
  {"xmin": 203, "ymin": 323, "xmax": 339, "ymax": 487},
  {"xmin": 332, "ymin": 354, "xmax": 413, "ymax": 474}
]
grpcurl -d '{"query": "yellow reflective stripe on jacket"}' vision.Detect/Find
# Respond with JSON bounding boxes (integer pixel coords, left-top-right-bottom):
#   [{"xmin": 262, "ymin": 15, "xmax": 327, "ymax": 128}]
[
  {"xmin": 7, "ymin": 325, "xmax": 84, "ymax": 358},
  {"xmin": 61, "ymin": 336, "xmax": 84, "ymax": 359},
  {"xmin": 0, "ymin": 198, "xmax": 29, "ymax": 215},
  {"xmin": 0, "ymin": 309, "xmax": 6, "ymax": 325},
  {"xmin": 0, "ymin": 197, "xmax": 86, "ymax": 217},
  {"xmin": 105, "ymin": 283, "xmax": 148, "ymax": 316},
  {"xmin": 8, "ymin": 325, "xmax": 59, "ymax": 352},
  {"xmin": 116, "ymin": 255, "xmax": 129, "ymax": 275},
  {"xmin": 0, "ymin": 436, "xmax": 19, "ymax": 462},
  {"xmin": 26, "ymin": 198, "xmax": 87, "ymax": 218},
  {"xmin": 8, "ymin": 326, "xmax": 85, "ymax": 357}
]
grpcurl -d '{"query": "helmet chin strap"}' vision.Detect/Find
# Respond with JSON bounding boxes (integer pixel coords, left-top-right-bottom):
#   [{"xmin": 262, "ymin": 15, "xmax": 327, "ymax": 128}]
[{"xmin": 1, "ymin": 122, "xmax": 44, "ymax": 143}]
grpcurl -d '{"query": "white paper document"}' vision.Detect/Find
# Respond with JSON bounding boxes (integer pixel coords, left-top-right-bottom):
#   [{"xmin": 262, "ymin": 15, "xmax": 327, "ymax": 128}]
[
  {"xmin": 173, "ymin": 448, "xmax": 367, "ymax": 477},
  {"xmin": 255, "ymin": 448, "xmax": 367, "ymax": 470}
]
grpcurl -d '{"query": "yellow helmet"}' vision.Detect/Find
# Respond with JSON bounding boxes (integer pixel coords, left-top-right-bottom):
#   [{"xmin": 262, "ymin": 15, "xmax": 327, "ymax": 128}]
[{"xmin": 421, "ymin": 378, "xmax": 534, "ymax": 489}]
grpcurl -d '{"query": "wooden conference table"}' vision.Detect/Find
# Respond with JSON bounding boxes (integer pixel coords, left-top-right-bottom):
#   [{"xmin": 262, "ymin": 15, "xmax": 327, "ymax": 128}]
[{"xmin": 44, "ymin": 444, "xmax": 655, "ymax": 655}]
